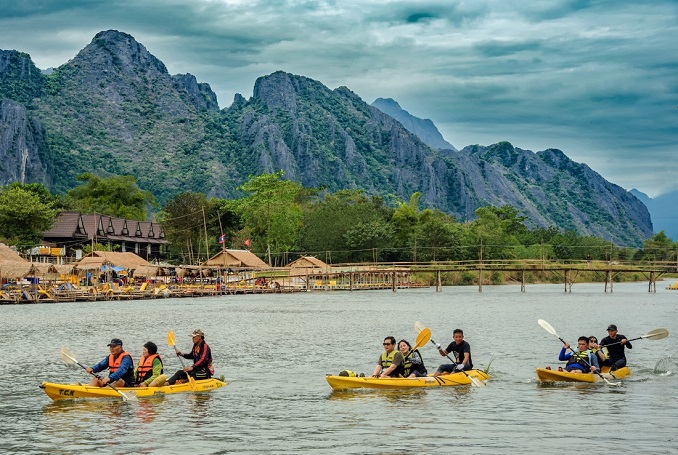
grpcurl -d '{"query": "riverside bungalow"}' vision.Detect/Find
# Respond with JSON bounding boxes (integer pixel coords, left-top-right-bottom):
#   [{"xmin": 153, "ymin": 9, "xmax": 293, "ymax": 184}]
[{"xmin": 42, "ymin": 211, "xmax": 168, "ymax": 261}]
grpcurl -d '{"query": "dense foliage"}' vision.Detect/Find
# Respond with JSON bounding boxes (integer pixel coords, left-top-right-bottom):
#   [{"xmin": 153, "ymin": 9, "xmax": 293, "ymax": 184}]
[{"xmin": 1, "ymin": 173, "xmax": 676, "ymax": 266}]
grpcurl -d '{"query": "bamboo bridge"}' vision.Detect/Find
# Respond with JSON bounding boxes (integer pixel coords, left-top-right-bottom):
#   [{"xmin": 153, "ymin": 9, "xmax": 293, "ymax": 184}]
[{"xmin": 307, "ymin": 259, "xmax": 678, "ymax": 293}]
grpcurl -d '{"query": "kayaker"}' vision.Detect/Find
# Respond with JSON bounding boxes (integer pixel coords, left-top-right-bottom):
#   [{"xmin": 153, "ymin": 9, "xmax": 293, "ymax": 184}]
[
  {"xmin": 86, "ymin": 338, "xmax": 135, "ymax": 388},
  {"xmin": 398, "ymin": 339, "xmax": 427, "ymax": 378},
  {"xmin": 433, "ymin": 328, "xmax": 473, "ymax": 377},
  {"xmin": 558, "ymin": 336, "xmax": 599, "ymax": 373},
  {"xmin": 371, "ymin": 336, "xmax": 405, "ymax": 378},
  {"xmin": 588, "ymin": 336, "xmax": 608, "ymax": 367},
  {"xmin": 166, "ymin": 329, "xmax": 214, "ymax": 385},
  {"xmin": 134, "ymin": 341, "xmax": 165, "ymax": 387},
  {"xmin": 599, "ymin": 324, "xmax": 632, "ymax": 370}
]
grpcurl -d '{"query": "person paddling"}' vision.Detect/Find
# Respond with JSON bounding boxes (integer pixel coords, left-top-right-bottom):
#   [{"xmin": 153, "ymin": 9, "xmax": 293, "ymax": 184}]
[
  {"xmin": 558, "ymin": 336, "xmax": 599, "ymax": 373},
  {"xmin": 86, "ymin": 338, "xmax": 135, "ymax": 388},
  {"xmin": 599, "ymin": 324, "xmax": 632, "ymax": 370},
  {"xmin": 433, "ymin": 328, "xmax": 473, "ymax": 377},
  {"xmin": 166, "ymin": 329, "xmax": 214, "ymax": 385}
]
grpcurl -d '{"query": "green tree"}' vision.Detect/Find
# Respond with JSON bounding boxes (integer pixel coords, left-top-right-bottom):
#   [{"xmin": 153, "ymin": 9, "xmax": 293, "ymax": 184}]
[
  {"xmin": 641, "ymin": 231, "xmax": 676, "ymax": 262},
  {"xmin": 66, "ymin": 173, "xmax": 155, "ymax": 220},
  {"xmin": 0, "ymin": 184, "xmax": 58, "ymax": 246},
  {"xmin": 237, "ymin": 171, "xmax": 305, "ymax": 264},
  {"xmin": 414, "ymin": 209, "xmax": 462, "ymax": 261}
]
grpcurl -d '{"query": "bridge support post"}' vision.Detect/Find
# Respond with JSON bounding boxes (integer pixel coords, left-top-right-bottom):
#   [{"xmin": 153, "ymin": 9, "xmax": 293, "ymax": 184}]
[
  {"xmin": 436, "ymin": 270, "xmax": 442, "ymax": 292},
  {"xmin": 478, "ymin": 268, "xmax": 483, "ymax": 293},
  {"xmin": 605, "ymin": 270, "xmax": 613, "ymax": 293},
  {"xmin": 649, "ymin": 271, "xmax": 656, "ymax": 293},
  {"xmin": 521, "ymin": 270, "xmax": 526, "ymax": 293},
  {"xmin": 564, "ymin": 270, "xmax": 572, "ymax": 293},
  {"xmin": 392, "ymin": 272, "xmax": 396, "ymax": 292}
]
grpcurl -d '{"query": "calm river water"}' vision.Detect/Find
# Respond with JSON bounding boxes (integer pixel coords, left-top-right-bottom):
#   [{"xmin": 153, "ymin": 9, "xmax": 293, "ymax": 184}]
[{"xmin": 1, "ymin": 282, "xmax": 677, "ymax": 454}]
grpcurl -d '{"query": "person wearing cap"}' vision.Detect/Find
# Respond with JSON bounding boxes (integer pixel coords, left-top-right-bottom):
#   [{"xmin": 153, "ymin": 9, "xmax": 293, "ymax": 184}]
[
  {"xmin": 599, "ymin": 324, "xmax": 632, "ymax": 370},
  {"xmin": 166, "ymin": 329, "xmax": 214, "ymax": 385},
  {"xmin": 86, "ymin": 338, "xmax": 135, "ymax": 387},
  {"xmin": 134, "ymin": 341, "xmax": 165, "ymax": 387}
]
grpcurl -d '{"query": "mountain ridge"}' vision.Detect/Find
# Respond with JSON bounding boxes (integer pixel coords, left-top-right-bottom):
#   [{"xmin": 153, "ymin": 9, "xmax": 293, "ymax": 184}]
[{"xmin": 0, "ymin": 30, "xmax": 653, "ymax": 246}]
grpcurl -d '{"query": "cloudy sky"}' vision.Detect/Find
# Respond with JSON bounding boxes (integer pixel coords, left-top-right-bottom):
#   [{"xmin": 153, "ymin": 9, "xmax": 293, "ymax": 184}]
[{"xmin": 2, "ymin": 0, "xmax": 676, "ymax": 197}]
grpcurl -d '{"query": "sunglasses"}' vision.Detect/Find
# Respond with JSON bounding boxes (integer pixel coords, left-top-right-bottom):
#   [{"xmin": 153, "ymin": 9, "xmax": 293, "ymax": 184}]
[{"xmin": 383, "ymin": 342, "xmax": 392, "ymax": 346}]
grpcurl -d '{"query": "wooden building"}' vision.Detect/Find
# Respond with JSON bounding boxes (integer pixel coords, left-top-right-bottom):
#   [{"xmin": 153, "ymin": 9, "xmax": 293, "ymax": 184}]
[{"xmin": 42, "ymin": 211, "xmax": 169, "ymax": 261}]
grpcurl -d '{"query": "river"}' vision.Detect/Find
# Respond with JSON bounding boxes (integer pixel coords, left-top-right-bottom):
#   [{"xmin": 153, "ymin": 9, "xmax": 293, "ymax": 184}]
[{"xmin": 1, "ymin": 282, "xmax": 676, "ymax": 454}]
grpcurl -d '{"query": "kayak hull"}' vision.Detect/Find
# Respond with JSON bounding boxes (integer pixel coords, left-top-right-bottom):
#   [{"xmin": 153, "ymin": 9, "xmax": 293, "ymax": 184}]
[
  {"xmin": 40, "ymin": 378, "xmax": 227, "ymax": 400},
  {"xmin": 536, "ymin": 366, "xmax": 630, "ymax": 383},
  {"xmin": 326, "ymin": 370, "xmax": 489, "ymax": 390}
]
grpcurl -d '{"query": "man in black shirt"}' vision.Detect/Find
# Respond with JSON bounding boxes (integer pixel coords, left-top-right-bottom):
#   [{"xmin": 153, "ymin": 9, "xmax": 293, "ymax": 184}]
[
  {"xmin": 433, "ymin": 328, "xmax": 473, "ymax": 377},
  {"xmin": 599, "ymin": 324, "xmax": 632, "ymax": 370}
]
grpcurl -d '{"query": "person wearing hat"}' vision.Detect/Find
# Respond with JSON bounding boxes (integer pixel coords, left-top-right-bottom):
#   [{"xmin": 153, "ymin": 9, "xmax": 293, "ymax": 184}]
[
  {"xmin": 599, "ymin": 324, "xmax": 632, "ymax": 370},
  {"xmin": 166, "ymin": 329, "xmax": 214, "ymax": 385},
  {"xmin": 86, "ymin": 338, "xmax": 135, "ymax": 387}
]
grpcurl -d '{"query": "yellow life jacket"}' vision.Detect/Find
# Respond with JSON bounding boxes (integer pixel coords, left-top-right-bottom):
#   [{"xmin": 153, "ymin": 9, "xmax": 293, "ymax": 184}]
[{"xmin": 381, "ymin": 350, "xmax": 396, "ymax": 368}]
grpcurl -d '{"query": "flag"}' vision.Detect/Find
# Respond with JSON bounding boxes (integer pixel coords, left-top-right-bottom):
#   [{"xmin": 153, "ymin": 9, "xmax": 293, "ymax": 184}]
[
  {"xmin": 218, "ymin": 235, "xmax": 225, "ymax": 244},
  {"xmin": 244, "ymin": 238, "xmax": 251, "ymax": 247}
]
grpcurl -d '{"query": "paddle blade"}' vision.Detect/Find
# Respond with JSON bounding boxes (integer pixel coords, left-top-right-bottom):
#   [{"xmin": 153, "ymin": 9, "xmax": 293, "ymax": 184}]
[
  {"xmin": 167, "ymin": 330, "xmax": 176, "ymax": 347},
  {"xmin": 414, "ymin": 328, "xmax": 431, "ymax": 350},
  {"xmin": 538, "ymin": 319, "xmax": 559, "ymax": 337},
  {"xmin": 643, "ymin": 328, "xmax": 669, "ymax": 340},
  {"xmin": 188, "ymin": 374, "xmax": 197, "ymax": 392},
  {"xmin": 469, "ymin": 375, "xmax": 486, "ymax": 387},
  {"xmin": 60, "ymin": 347, "xmax": 78, "ymax": 365},
  {"xmin": 414, "ymin": 321, "xmax": 426, "ymax": 334}
]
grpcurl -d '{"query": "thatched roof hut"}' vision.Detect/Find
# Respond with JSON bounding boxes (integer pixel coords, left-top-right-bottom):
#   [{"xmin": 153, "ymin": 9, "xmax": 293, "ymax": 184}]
[
  {"xmin": 287, "ymin": 256, "xmax": 331, "ymax": 276},
  {"xmin": 74, "ymin": 251, "xmax": 158, "ymax": 277},
  {"xmin": 202, "ymin": 249, "xmax": 269, "ymax": 269}
]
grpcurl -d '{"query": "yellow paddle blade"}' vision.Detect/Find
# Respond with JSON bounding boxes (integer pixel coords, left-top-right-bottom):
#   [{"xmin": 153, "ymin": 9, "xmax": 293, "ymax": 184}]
[
  {"xmin": 188, "ymin": 374, "xmax": 197, "ymax": 391},
  {"xmin": 167, "ymin": 330, "xmax": 176, "ymax": 347},
  {"xmin": 414, "ymin": 328, "xmax": 431, "ymax": 350}
]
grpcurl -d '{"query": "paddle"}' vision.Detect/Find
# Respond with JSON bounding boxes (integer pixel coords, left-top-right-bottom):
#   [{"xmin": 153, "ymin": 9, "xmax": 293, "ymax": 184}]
[
  {"xmin": 600, "ymin": 328, "xmax": 669, "ymax": 348},
  {"xmin": 60, "ymin": 347, "xmax": 137, "ymax": 401},
  {"xmin": 167, "ymin": 330, "xmax": 197, "ymax": 391},
  {"xmin": 537, "ymin": 319, "xmax": 620, "ymax": 386},
  {"xmin": 414, "ymin": 321, "xmax": 486, "ymax": 387}
]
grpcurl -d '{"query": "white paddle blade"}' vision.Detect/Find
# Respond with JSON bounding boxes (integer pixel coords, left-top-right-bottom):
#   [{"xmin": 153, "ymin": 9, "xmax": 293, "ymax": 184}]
[
  {"xmin": 537, "ymin": 319, "xmax": 559, "ymax": 337},
  {"xmin": 60, "ymin": 347, "xmax": 78, "ymax": 365},
  {"xmin": 643, "ymin": 328, "xmax": 669, "ymax": 340},
  {"xmin": 120, "ymin": 390, "xmax": 138, "ymax": 402},
  {"xmin": 469, "ymin": 375, "xmax": 486, "ymax": 387},
  {"xmin": 414, "ymin": 321, "xmax": 425, "ymax": 334}
]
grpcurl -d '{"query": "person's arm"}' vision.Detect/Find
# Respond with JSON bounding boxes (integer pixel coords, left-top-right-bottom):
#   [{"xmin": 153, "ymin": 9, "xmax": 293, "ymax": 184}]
[
  {"xmin": 623, "ymin": 337, "xmax": 633, "ymax": 349},
  {"xmin": 372, "ymin": 363, "xmax": 382, "ymax": 377},
  {"xmin": 380, "ymin": 352, "xmax": 404, "ymax": 377},
  {"xmin": 460, "ymin": 350, "xmax": 470, "ymax": 367},
  {"xmin": 590, "ymin": 351, "xmax": 600, "ymax": 371},
  {"xmin": 558, "ymin": 347, "xmax": 570, "ymax": 361},
  {"xmin": 145, "ymin": 358, "xmax": 163, "ymax": 385},
  {"xmin": 88, "ymin": 357, "xmax": 109, "ymax": 375},
  {"xmin": 438, "ymin": 342, "xmax": 453, "ymax": 357},
  {"xmin": 107, "ymin": 356, "xmax": 133, "ymax": 382}
]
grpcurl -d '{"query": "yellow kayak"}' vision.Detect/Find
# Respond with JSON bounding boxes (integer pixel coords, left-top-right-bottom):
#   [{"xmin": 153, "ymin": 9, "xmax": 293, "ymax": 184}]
[
  {"xmin": 40, "ymin": 378, "xmax": 227, "ymax": 400},
  {"xmin": 326, "ymin": 370, "xmax": 489, "ymax": 390},
  {"xmin": 536, "ymin": 366, "xmax": 631, "ymax": 383}
]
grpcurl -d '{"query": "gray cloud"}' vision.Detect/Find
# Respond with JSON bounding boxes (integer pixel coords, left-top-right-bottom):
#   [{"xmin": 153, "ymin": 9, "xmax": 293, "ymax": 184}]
[{"xmin": 1, "ymin": 0, "xmax": 676, "ymax": 196}]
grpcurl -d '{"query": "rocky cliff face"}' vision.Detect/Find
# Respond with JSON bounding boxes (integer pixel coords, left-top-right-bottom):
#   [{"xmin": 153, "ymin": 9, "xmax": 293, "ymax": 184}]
[
  {"xmin": 371, "ymin": 97, "xmax": 457, "ymax": 151},
  {"xmin": 0, "ymin": 31, "xmax": 653, "ymax": 246},
  {"xmin": 0, "ymin": 99, "xmax": 52, "ymax": 186}
]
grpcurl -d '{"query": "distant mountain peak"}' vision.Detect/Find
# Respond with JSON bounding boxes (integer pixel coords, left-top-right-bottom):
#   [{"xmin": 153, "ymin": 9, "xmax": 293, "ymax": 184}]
[{"xmin": 371, "ymin": 97, "xmax": 456, "ymax": 151}]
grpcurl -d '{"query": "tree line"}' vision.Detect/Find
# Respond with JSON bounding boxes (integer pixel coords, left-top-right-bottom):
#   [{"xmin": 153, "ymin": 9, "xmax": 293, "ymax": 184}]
[{"xmin": 1, "ymin": 172, "xmax": 676, "ymax": 265}]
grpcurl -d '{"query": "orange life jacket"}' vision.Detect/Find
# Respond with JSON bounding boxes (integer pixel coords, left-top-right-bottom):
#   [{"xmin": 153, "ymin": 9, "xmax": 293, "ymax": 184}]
[
  {"xmin": 108, "ymin": 351, "xmax": 132, "ymax": 373},
  {"xmin": 136, "ymin": 353, "xmax": 163, "ymax": 382}
]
